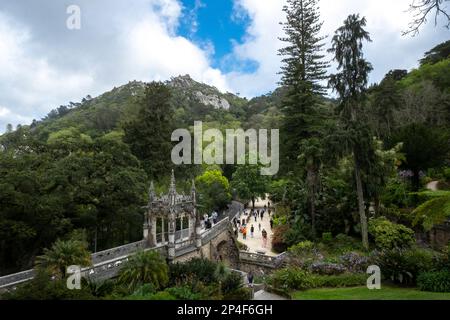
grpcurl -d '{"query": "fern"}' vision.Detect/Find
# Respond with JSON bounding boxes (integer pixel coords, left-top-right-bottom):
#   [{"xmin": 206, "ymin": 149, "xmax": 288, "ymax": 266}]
[{"xmin": 412, "ymin": 191, "xmax": 450, "ymax": 231}]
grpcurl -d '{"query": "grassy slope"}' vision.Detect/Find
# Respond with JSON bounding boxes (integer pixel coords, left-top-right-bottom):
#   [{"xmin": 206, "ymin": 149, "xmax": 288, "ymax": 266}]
[{"xmin": 292, "ymin": 286, "xmax": 450, "ymax": 300}]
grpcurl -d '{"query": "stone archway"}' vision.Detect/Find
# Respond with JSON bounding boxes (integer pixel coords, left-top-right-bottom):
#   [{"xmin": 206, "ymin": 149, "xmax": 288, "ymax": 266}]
[{"xmin": 215, "ymin": 238, "xmax": 239, "ymax": 269}]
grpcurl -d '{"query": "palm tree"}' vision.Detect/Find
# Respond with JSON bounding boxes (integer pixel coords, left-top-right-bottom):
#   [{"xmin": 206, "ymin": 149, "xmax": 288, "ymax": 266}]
[
  {"xmin": 35, "ymin": 239, "xmax": 92, "ymax": 278},
  {"xmin": 117, "ymin": 250, "xmax": 169, "ymax": 291}
]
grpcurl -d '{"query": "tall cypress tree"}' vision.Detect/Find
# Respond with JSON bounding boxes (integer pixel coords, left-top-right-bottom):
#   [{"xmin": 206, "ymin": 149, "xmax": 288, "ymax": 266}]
[
  {"xmin": 328, "ymin": 14, "xmax": 373, "ymax": 249},
  {"xmin": 278, "ymin": 0, "xmax": 329, "ymax": 237},
  {"xmin": 123, "ymin": 82, "xmax": 175, "ymax": 181}
]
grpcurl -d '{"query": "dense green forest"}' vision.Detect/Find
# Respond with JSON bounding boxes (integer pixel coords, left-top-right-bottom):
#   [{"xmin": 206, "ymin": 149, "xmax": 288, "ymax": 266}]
[{"xmin": 1, "ymin": 39, "xmax": 449, "ymax": 275}]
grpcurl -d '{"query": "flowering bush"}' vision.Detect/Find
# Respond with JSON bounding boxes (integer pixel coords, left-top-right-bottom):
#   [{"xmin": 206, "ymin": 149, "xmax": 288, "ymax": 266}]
[
  {"xmin": 339, "ymin": 252, "xmax": 371, "ymax": 273},
  {"xmin": 309, "ymin": 262, "xmax": 346, "ymax": 275}
]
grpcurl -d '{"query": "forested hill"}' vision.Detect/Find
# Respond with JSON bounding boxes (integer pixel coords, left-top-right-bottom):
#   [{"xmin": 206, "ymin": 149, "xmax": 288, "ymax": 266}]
[{"xmin": 18, "ymin": 75, "xmax": 251, "ymax": 140}]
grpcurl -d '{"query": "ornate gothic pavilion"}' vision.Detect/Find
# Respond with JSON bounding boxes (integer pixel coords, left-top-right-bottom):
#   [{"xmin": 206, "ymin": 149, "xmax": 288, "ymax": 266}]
[{"xmin": 143, "ymin": 170, "xmax": 202, "ymax": 261}]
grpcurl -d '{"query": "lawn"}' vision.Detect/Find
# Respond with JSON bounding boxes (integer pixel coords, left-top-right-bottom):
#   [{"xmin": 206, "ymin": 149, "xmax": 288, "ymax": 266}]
[{"xmin": 292, "ymin": 286, "xmax": 450, "ymax": 300}]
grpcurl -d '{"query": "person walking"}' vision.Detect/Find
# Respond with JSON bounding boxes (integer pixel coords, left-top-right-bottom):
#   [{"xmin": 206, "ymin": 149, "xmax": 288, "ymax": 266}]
[
  {"xmin": 250, "ymin": 225, "xmax": 254, "ymax": 238},
  {"xmin": 258, "ymin": 223, "xmax": 261, "ymax": 231},
  {"xmin": 261, "ymin": 229, "xmax": 268, "ymax": 248},
  {"xmin": 243, "ymin": 226, "xmax": 247, "ymax": 240},
  {"xmin": 247, "ymin": 271, "xmax": 254, "ymax": 288}
]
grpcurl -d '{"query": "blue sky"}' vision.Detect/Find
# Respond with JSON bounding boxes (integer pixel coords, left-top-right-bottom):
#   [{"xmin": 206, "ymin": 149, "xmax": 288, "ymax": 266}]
[
  {"xmin": 0, "ymin": 0, "xmax": 449, "ymax": 132},
  {"xmin": 177, "ymin": 0, "xmax": 257, "ymax": 73}
]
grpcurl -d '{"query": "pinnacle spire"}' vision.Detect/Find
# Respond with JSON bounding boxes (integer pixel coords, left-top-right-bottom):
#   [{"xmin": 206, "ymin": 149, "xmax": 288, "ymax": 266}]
[
  {"xmin": 148, "ymin": 181, "xmax": 156, "ymax": 202},
  {"xmin": 169, "ymin": 169, "xmax": 176, "ymax": 194}
]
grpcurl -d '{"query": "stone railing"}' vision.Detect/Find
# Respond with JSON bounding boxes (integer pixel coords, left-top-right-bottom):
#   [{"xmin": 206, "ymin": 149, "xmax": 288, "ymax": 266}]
[
  {"xmin": 239, "ymin": 251, "xmax": 287, "ymax": 269},
  {"xmin": 82, "ymin": 245, "xmax": 167, "ymax": 282},
  {"xmin": 0, "ymin": 202, "xmax": 242, "ymax": 290},
  {"xmin": 201, "ymin": 217, "xmax": 230, "ymax": 245},
  {"xmin": 0, "ymin": 269, "xmax": 35, "ymax": 289},
  {"xmin": 91, "ymin": 240, "xmax": 147, "ymax": 265}
]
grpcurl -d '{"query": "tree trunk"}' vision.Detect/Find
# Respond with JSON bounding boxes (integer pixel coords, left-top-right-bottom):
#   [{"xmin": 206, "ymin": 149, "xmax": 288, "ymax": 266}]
[
  {"xmin": 354, "ymin": 155, "xmax": 369, "ymax": 250},
  {"xmin": 307, "ymin": 165, "xmax": 317, "ymax": 238},
  {"xmin": 94, "ymin": 228, "xmax": 98, "ymax": 253},
  {"xmin": 252, "ymin": 196, "xmax": 255, "ymax": 210}
]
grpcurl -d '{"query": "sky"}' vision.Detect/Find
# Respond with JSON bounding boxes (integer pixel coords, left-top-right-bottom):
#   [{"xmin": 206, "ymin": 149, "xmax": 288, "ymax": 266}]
[{"xmin": 0, "ymin": 0, "xmax": 448, "ymax": 132}]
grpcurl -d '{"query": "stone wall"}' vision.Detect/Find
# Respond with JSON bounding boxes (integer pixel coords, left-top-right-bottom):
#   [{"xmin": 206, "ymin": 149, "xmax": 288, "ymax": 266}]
[
  {"xmin": 417, "ymin": 223, "xmax": 450, "ymax": 248},
  {"xmin": 238, "ymin": 251, "xmax": 287, "ymax": 276}
]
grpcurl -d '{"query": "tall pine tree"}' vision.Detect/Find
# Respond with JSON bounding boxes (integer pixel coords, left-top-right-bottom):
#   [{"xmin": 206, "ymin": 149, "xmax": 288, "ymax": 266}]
[
  {"xmin": 328, "ymin": 14, "xmax": 373, "ymax": 249},
  {"xmin": 123, "ymin": 82, "xmax": 175, "ymax": 181},
  {"xmin": 279, "ymin": 0, "xmax": 329, "ymax": 237}
]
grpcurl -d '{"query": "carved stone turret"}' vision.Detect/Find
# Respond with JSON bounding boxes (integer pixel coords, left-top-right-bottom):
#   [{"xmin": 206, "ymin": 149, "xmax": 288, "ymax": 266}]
[{"xmin": 143, "ymin": 170, "xmax": 196, "ymax": 262}]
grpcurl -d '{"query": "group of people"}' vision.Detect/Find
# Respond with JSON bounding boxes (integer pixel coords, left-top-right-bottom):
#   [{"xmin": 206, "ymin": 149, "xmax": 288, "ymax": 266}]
[
  {"xmin": 233, "ymin": 206, "xmax": 271, "ymax": 248},
  {"xmin": 202, "ymin": 210, "xmax": 219, "ymax": 229}
]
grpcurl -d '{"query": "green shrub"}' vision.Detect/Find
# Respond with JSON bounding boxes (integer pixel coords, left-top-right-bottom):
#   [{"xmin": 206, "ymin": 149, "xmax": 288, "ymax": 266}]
[
  {"xmin": 117, "ymin": 250, "xmax": 168, "ymax": 291},
  {"xmin": 322, "ymin": 232, "xmax": 333, "ymax": 243},
  {"xmin": 443, "ymin": 167, "xmax": 450, "ymax": 182},
  {"xmin": 412, "ymin": 191, "xmax": 450, "ymax": 231},
  {"xmin": 222, "ymin": 287, "xmax": 252, "ymax": 300},
  {"xmin": 268, "ymin": 267, "xmax": 368, "ymax": 292},
  {"xmin": 314, "ymin": 273, "xmax": 367, "ymax": 288},
  {"xmin": 145, "ymin": 291, "xmax": 177, "ymax": 300},
  {"xmin": 82, "ymin": 278, "xmax": 116, "ymax": 298},
  {"xmin": 328, "ymin": 234, "xmax": 364, "ymax": 254},
  {"xmin": 130, "ymin": 283, "xmax": 156, "ymax": 297},
  {"xmin": 169, "ymin": 258, "xmax": 217, "ymax": 285},
  {"xmin": 287, "ymin": 241, "xmax": 320, "ymax": 268},
  {"xmin": 381, "ymin": 179, "xmax": 413, "ymax": 208},
  {"xmin": 268, "ymin": 267, "xmax": 316, "ymax": 291},
  {"xmin": 221, "ymin": 272, "xmax": 243, "ymax": 295},
  {"xmin": 373, "ymin": 247, "xmax": 438, "ymax": 285},
  {"xmin": 165, "ymin": 286, "xmax": 202, "ymax": 300},
  {"xmin": 368, "ymin": 217, "xmax": 415, "ymax": 250},
  {"xmin": 4, "ymin": 270, "xmax": 96, "ymax": 300},
  {"xmin": 417, "ymin": 271, "xmax": 450, "ymax": 292},
  {"xmin": 288, "ymin": 241, "xmax": 315, "ymax": 255}
]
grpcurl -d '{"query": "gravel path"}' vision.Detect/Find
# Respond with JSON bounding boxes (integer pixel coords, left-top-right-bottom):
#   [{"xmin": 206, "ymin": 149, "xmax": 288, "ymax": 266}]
[{"xmin": 236, "ymin": 196, "xmax": 276, "ymax": 256}]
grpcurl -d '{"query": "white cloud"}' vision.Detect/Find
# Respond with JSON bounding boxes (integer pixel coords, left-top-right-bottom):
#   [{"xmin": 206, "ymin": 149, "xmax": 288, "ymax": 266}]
[
  {"xmin": 0, "ymin": 106, "xmax": 32, "ymax": 127},
  {"xmin": 225, "ymin": 0, "xmax": 450, "ymax": 96},
  {"xmin": 0, "ymin": 0, "xmax": 229, "ymax": 132},
  {"xmin": 122, "ymin": 15, "xmax": 229, "ymax": 91},
  {"xmin": 0, "ymin": 13, "xmax": 94, "ymax": 131},
  {"xmin": 0, "ymin": 0, "xmax": 448, "ymax": 132}
]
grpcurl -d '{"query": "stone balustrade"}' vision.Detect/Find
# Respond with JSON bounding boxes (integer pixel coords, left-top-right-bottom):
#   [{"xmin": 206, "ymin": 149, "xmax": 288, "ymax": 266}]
[
  {"xmin": 0, "ymin": 205, "xmax": 240, "ymax": 291},
  {"xmin": 239, "ymin": 251, "xmax": 287, "ymax": 269}
]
